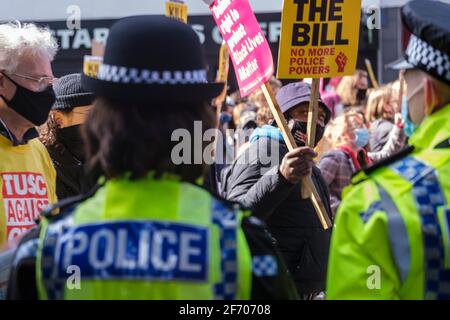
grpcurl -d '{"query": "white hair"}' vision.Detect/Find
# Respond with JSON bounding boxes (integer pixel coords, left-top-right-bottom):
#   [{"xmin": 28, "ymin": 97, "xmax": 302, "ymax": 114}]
[{"xmin": 0, "ymin": 21, "xmax": 58, "ymax": 73}]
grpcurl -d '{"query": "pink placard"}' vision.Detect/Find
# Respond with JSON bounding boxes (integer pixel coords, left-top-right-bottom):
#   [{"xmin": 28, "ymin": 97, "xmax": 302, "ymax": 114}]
[{"xmin": 209, "ymin": 0, "xmax": 274, "ymax": 97}]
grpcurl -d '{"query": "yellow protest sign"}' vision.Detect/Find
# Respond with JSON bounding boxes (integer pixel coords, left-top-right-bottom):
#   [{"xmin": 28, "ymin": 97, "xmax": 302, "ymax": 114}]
[
  {"xmin": 83, "ymin": 55, "xmax": 103, "ymax": 79},
  {"xmin": 165, "ymin": 1, "xmax": 188, "ymax": 24},
  {"xmin": 277, "ymin": 0, "xmax": 362, "ymax": 79},
  {"xmin": 216, "ymin": 42, "xmax": 229, "ymax": 84},
  {"xmin": 215, "ymin": 42, "xmax": 230, "ymax": 106}
]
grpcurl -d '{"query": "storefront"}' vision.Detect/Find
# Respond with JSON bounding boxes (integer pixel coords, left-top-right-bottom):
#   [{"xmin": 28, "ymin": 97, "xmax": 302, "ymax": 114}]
[{"xmin": 2, "ymin": 0, "xmax": 414, "ymax": 86}]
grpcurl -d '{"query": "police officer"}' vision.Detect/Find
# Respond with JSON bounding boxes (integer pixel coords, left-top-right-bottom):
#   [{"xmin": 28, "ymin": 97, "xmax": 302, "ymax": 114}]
[
  {"xmin": 327, "ymin": 0, "xmax": 450, "ymax": 299},
  {"xmin": 5, "ymin": 16, "xmax": 298, "ymax": 300}
]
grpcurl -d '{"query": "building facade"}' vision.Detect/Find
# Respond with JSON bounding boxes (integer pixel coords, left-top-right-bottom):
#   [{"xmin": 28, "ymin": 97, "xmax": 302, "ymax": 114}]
[{"xmin": 3, "ymin": 0, "xmax": 442, "ymax": 86}]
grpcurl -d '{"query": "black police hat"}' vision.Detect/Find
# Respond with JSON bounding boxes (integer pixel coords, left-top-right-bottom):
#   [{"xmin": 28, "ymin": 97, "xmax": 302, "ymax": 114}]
[
  {"xmin": 401, "ymin": 0, "xmax": 450, "ymax": 85},
  {"xmin": 82, "ymin": 15, "xmax": 224, "ymax": 102}
]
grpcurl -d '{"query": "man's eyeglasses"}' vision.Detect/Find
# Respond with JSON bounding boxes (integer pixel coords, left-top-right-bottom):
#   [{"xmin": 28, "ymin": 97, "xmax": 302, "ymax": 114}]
[{"xmin": 5, "ymin": 72, "xmax": 58, "ymax": 92}]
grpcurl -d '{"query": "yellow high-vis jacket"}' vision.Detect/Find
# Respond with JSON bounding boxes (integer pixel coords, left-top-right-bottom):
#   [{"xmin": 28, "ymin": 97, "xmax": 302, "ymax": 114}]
[{"xmin": 327, "ymin": 104, "xmax": 450, "ymax": 300}]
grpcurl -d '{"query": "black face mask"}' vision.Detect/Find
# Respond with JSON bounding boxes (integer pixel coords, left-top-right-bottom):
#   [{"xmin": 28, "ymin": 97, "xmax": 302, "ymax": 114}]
[
  {"xmin": 290, "ymin": 120, "xmax": 325, "ymax": 147},
  {"xmin": 55, "ymin": 125, "xmax": 85, "ymax": 163},
  {"xmin": 0, "ymin": 73, "xmax": 56, "ymax": 126},
  {"xmin": 356, "ymin": 88, "xmax": 368, "ymax": 103}
]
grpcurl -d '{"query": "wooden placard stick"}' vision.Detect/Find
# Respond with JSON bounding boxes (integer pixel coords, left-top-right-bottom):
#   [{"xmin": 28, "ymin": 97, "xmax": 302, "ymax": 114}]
[
  {"xmin": 300, "ymin": 78, "xmax": 320, "ymax": 199},
  {"xmin": 307, "ymin": 79, "xmax": 320, "ymax": 147},
  {"xmin": 365, "ymin": 58, "xmax": 379, "ymax": 89},
  {"xmin": 397, "ymin": 70, "xmax": 405, "ymax": 114},
  {"xmin": 261, "ymin": 82, "xmax": 332, "ymax": 230}
]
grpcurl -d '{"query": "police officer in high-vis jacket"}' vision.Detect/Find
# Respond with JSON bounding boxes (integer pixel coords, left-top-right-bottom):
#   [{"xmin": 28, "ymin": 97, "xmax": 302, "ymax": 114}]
[
  {"xmin": 326, "ymin": 0, "xmax": 450, "ymax": 300},
  {"xmin": 5, "ymin": 16, "xmax": 298, "ymax": 300}
]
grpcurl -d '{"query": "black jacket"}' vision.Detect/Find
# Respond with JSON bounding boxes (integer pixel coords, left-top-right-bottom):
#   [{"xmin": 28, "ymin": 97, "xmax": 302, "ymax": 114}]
[
  {"xmin": 46, "ymin": 143, "xmax": 95, "ymax": 200},
  {"xmin": 221, "ymin": 136, "xmax": 333, "ymax": 295},
  {"xmin": 5, "ymin": 187, "xmax": 298, "ymax": 300}
]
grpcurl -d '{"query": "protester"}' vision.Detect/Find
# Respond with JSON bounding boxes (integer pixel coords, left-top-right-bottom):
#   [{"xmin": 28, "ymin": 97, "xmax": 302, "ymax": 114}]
[
  {"xmin": 256, "ymin": 105, "xmax": 273, "ymax": 127},
  {"xmin": 232, "ymin": 102, "xmax": 245, "ymax": 128},
  {"xmin": 327, "ymin": 0, "xmax": 450, "ymax": 299},
  {"xmin": 321, "ymin": 91, "xmax": 344, "ymax": 119},
  {"xmin": 211, "ymin": 96, "xmax": 237, "ymax": 196},
  {"xmin": 320, "ymin": 75, "xmax": 344, "ymax": 119},
  {"xmin": 389, "ymin": 80, "xmax": 403, "ymax": 114},
  {"xmin": 318, "ymin": 112, "xmax": 369, "ymax": 217},
  {"xmin": 268, "ymin": 76, "xmax": 283, "ymax": 96},
  {"xmin": 0, "ymin": 22, "xmax": 58, "ymax": 246},
  {"xmin": 366, "ymin": 86, "xmax": 405, "ymax": 152},
  {"xmin": 247, "ymin": 77, "xmax": 281, "ymax": 112},
  {"xmin": 320, "ymin": 77, "xmax": 343, "ymax": 95},
  {"xmin": 367, "ymin": 113, "xmax": 406, "ymax": 163},
  {"xmin": 336, "ymin": 69, "xmax": 369, "ymax": 109},
  {"xmin": 39, "ymin": 73, "xmax": 96, "ymax": 199},
  {"xmin": 6, "ymin": 16, "xmax": 298, "ymax": 300},
  {"xmin": 235, "ymin": 107, "xmax": 257, "ymax": 157},
  {"xmin": 248, "ymin": 89, "xmax": 266, "ymax": 109},
  {"xmin": 222, "ymin": 82, "xmax": 333, "ymax": 299}
]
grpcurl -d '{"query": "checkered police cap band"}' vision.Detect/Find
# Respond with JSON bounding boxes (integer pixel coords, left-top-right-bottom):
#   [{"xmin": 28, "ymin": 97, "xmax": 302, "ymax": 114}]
[
  {"xmin": 406, "ymin": 35, "xmax": 450, "ymax": 85},
  {"xmin": 97, "ymin": 63, "xmax": 208, "ymax": 85}
]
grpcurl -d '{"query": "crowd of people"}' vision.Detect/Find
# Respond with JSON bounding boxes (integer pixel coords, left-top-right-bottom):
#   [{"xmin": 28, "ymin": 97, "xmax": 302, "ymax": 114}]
[{"xmin": 0, "ymin": 0, "xmax": 449, "ymax": 300}]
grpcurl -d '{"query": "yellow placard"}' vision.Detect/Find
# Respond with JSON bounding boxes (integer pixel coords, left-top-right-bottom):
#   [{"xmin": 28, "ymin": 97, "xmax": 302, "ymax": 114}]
[
  {"xmin": 216, "ymin": 42, "xmax": 229, "ymax": 83},
  {"xmin": 165, "ymin": 1, "xmax": 188, "ymax": 24},
  {"xmin": 215, "ymin": 42, "xmax": 230, "ymax": 105},
  {"xmin": 277, "ymin": 0, "xmax": 362, "ymax": 79},
  {"xmin": 83, "ymin": 55, "xmax": 103, "ymax": 79}
]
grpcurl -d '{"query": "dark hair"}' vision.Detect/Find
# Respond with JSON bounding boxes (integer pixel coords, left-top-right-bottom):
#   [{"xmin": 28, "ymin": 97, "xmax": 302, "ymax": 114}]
[
  {"xmin": 83, "ymin": 97, "xmax": 216, "ymax": 183},
  {"xmin": 39, "ymin": 108, "xmax": 73, "ymax": 148}
]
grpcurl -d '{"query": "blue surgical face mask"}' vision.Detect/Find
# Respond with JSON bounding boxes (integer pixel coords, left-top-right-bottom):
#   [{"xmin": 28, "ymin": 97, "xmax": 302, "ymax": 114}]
[
  {"xmin": 354, "ymin": 128, "xmax": 370, "ymax": 148},
  {"xmin": 219, "ymin": 112, "xmax": 232, "ymax": 124},
  {"xmin": 401, "ymin": 96, "xmax": 419, "ymax": 137}
]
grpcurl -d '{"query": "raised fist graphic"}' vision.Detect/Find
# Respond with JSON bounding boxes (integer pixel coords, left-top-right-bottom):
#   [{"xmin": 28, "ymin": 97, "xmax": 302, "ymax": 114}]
[{"xmin": 335, "ymin": 52, "xmax": 348, "ymax": 73}]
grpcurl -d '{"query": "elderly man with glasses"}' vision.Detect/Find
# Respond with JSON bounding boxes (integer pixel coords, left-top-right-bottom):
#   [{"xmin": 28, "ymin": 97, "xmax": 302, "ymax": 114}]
[{"xmin": 0, "ymin": 22, "xmax": 58, "ymax": 249}]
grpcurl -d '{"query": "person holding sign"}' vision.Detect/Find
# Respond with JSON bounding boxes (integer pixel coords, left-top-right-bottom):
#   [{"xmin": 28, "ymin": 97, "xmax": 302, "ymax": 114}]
[
  {"xmin": 335, "ymin": 70, "xmax": 369, "ymax": 109},
  {"xmin": 327, "ymin": 0, "xmax": 450, "ymax": 300},
  {"xmin": 223, "ymin": 82, "xmax": 333, "ymax": 299}
]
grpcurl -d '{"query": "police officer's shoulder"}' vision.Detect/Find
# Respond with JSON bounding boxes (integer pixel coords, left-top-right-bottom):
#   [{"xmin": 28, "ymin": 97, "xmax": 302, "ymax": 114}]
[
  {"xmin": 210, "ymin": 194, "xmax": 269, "ymax": 233},
  {"xmin": 40, "ymin": 185, "xmax": 100, "ymax": 221},
  {"xmin": 201, "ymin": 185, "xmax": 267, "ymax": 227},
  {"xmin": 351, "ymin": 146, "xmax": 415, "ymax": 185},
  {"xmin": 200, "ymin": 184, "xmax": 246, "ymax": 211}
]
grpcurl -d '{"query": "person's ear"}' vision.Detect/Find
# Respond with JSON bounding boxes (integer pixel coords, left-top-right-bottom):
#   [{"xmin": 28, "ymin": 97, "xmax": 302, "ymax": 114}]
[
  {"xmin": 0, "ymin": 74, "xmax": 17, "ymax": 102},
  {"xmin": 0, "ymin": 73, "xmax": 6, "ymax": 98},
  {"xmin": 52, "ymin": 111, "xmax": 66, "ymax": 128},
  {"xmin": 424, "ymin": 78, "xmax": 439, "ymax": 115}
]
